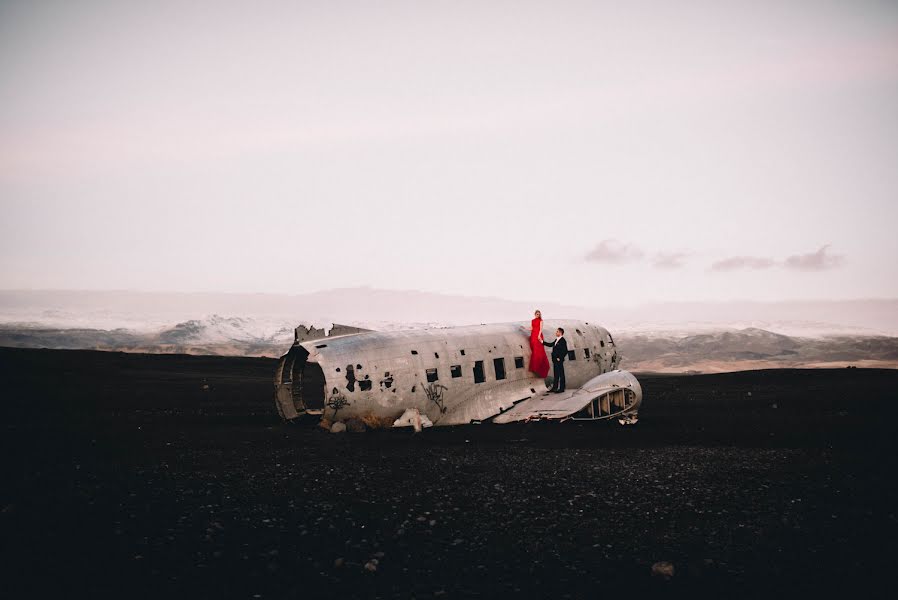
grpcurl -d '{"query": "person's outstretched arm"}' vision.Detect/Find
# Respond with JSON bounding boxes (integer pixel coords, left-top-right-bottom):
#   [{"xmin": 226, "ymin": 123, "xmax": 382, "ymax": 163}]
[{"xmin": 542, "ymin": 339, "xmax": 554, "ymax": 347}]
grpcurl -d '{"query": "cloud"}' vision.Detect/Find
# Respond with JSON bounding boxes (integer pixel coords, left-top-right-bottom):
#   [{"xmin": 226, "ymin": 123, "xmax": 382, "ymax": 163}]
[
  {"xmin": 582, "ymin": 243, "xmax": 690, "ymax": 269},
  {"xmin": 583, "ymin": 243, "xmax": 844, "ymax": 273},
  {"xmin": 710, "ymin": 256, "xmax": 778, "ymax": 271},
  {"xmin": 584, "ymin": 240, "xmax": 644, "ymax": 264},
  {"xmin": 710, "ymin": 245, "xmax": 844, "ymax": 272},
  {"xmin": 783, "ymin": 245, "xmax": 844, "ymax": 271},
  {"xmin": 652, "ymin": 252, "xmax": 690, "ymax": 270}
]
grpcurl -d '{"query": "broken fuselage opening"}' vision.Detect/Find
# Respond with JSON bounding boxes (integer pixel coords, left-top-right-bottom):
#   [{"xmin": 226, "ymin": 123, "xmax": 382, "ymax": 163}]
[{"xmin": 274, "ymin": 345, "xmax": 325, "ymax": 419}]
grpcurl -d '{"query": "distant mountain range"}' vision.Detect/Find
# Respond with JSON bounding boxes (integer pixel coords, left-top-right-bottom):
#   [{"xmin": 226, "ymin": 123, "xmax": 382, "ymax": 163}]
[
  {"xmin": 1, "ymin": 288, "xmax": 896, "ymax": 372},
  {"xmin": 2, "ymin": 288, "xmax": 897, "ymax": 336},
  {"xmin": 619, "ymin": 328, "xmax": 898, "ymax": 372},
  {"xmin": 1, "ymin": 317, "xmax": 896, "ymax": 374},
  {"xmin": 0, "ymin": 315, "xmax": 294, "ymax": 358}
]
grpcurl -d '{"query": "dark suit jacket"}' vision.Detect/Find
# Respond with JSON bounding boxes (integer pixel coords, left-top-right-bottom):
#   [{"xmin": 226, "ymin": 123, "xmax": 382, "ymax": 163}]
[{"xmin": 542, "ymin": 336, "xmax": 568, "ymax": 363}]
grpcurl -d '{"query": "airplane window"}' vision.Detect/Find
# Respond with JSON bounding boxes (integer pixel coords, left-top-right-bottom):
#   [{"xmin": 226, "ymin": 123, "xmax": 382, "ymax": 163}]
[
  {"xmin": 451, "ymin": 365, "xmax": 462, "ymax": 378},
  {"xmin": 426, "ymin": 368, "xmax": 439, "ymax": 382},
  {"xmin": 411, "ymin": 350, "xmax": 419, "ymax": 355},
  {"xmin": 600, "ymin": 341, "xmax": 605, "ymax": 348},
  {"xmin": 434, "ymin": 352, "xmax": 439, "ymax": 359},
  {"xmin": 567, "ymin": 350, "xmax": 576, "ymax": 361},
  {"xmin": 493, "ymin": 358, "xmax": 506, "ymax": 380},
  {"xmin": 316, "ymin": 344, "xmax": 327, "ymax": 349},
  {"xmin": 514, "ymin": 356, "xmax": 524, "ymax": 369},
  {"xmin": 460, "ymin": 349, "xmax": 466, "ymax": 356},
  {"xmin": 584, "ymin": 348, "xmax": 590, "ymax": 359},
  {"xmin": 473, "ymin": 361, "xmax": 485, "ymax": 384}
]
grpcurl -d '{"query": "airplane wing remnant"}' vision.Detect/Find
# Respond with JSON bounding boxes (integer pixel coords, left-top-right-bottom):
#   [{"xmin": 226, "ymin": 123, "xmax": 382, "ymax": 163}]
[{"xmin": 492, "ymin": 370, "xmax": 642, "ymax": 424}]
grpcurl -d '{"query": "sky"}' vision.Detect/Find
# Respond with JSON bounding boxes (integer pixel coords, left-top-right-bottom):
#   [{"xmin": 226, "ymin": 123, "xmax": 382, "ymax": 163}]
[{"xmin": 1, "ymin": 0, "xmax": 897, "ymax": 309}]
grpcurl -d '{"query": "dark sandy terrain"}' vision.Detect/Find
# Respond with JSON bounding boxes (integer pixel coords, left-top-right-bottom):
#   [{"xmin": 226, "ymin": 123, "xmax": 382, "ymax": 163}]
[{"xmin": 1, "ymin": 347, "xmax": 897, "ymax": 599}]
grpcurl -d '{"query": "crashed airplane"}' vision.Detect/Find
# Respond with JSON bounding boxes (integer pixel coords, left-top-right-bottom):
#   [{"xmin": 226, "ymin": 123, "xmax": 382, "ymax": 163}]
[{"xmin": 273, "ymin": 320, "xmax": 641, "ymax": 427}]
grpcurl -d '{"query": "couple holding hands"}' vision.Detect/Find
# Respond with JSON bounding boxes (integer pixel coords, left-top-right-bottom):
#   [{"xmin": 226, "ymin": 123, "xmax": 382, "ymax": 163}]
[{"xmin": 528, "ymin": 309, "xmax": 568, "ymax": 393}]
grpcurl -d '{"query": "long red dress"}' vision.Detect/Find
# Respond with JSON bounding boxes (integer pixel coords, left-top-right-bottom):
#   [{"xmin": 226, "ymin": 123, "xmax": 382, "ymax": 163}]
[{"xmin": 529, "ymin": 317, "xmax": 550, "ymax": 378}]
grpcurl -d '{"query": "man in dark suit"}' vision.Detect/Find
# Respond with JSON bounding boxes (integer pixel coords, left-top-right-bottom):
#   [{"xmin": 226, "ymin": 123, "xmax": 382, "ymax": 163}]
[{"xmin": 542, "ymin": 327, "xmax": 568, "ymax": 393}]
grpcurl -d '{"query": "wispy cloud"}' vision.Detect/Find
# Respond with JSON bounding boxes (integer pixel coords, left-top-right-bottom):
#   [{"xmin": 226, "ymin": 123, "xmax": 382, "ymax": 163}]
[
  {"xmin": 583, "ymin": 243, "xmax": 844, "ymax": 274},
  {"xmin": 652, "ymin": 252, "xmax": 690, "ymax": 270},
  {"xmin": 783, "ymin": 245, "xmax": 844, "ymax": 271},
  {"xmin": 710, "ymin": 256, "xmax": 778, "ymax": 272},
  {"xmin": 710, "ymin": 245, "xmax": 844, "ymax": 272},
  {"xmin": 584, "ymin": 240, "xmax": 644, "ymax": 264}
]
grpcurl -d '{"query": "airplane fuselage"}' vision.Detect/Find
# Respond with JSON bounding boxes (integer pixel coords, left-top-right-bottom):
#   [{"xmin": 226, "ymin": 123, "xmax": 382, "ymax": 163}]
[{"xmin": 274, "ymin": 320, "xmax": 639, "ymax": 426}]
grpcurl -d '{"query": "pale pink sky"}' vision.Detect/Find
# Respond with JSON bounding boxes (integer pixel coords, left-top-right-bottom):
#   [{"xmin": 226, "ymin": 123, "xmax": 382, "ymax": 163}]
[{"xmin": 1, "ymin": 1, "xmax": 897, "ymax": 307}]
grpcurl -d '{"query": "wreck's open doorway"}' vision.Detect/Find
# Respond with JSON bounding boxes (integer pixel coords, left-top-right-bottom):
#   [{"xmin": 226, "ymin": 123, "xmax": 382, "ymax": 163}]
[{"xmin": 275, "ymin": 345, "xmax": 325, "ymax": 419}]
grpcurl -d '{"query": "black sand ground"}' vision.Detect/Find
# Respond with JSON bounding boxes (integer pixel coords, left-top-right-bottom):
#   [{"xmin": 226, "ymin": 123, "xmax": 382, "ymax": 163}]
[{"xmin": 1, "ymin": 347, "xmax": 896, "ymax": 599}]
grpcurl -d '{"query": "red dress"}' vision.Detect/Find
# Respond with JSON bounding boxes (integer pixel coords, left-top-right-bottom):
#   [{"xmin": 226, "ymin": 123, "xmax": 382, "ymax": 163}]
[{"xmin": 529, "ymin": 318, "xmax": 550, "ymax": 378}]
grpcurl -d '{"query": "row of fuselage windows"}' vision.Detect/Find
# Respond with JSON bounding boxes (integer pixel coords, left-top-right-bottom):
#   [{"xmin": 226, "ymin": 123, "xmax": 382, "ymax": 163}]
[
  {"xmin": 332, "ymin": 346, "xmax": 604, "ymax": 388},
  {"xmin": 421, "ymin": 346, "xmax": 597, "ymax": 385},
  {"xmin": 425, "ymin": 356, "xmax": 521, "ymax": 385}
]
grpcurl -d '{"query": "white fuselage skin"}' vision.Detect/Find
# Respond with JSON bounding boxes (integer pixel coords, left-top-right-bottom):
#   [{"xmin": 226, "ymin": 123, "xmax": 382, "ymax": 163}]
[{"xmin": 275, "ymin": 320, "xmax": 623, "ymax": 425}]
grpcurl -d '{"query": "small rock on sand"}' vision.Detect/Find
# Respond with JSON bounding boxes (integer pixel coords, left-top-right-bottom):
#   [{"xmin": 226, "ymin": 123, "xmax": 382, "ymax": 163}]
[
  {"xmin": 651, "ymin": 561, "xmax": 675, "ymax": 579},
  {"xmin": 330, "ymin": 422, "xmax": 346, "ymax": 434}
]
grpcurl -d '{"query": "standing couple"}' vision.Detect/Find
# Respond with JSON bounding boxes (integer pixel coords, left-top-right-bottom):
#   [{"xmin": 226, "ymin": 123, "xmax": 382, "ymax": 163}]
[{"xmin": 528, "ymin": 309, "xmax": 567, "ymax": 393}]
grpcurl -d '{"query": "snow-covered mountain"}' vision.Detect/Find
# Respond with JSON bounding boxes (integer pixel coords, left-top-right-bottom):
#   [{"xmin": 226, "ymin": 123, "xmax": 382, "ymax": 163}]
[
  {"xmin": 1, "ymin": 289, "xmax": 897, "ymax": 371},
  {"xmin": 1, "ymin": 315, "xmax": 896, "ymax": 373},
  {"xmin": 2, "ymin": 288, "xmax": 897, "ymax": 337},
  {"xmin": 155, "ymin": 315, "xmax": 295, "ymax": 346}
]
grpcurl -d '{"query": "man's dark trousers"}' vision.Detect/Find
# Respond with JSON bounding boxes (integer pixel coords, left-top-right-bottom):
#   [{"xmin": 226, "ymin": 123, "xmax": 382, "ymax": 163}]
[{"xmin": 553, "ymin": 359, "xmax": 566, "ymax": 392}]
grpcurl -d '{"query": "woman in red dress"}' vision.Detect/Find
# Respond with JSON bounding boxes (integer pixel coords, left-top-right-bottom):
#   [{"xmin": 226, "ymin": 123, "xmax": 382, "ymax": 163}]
[{"xmin": 529, "ymin": 310, "xmax": 551, "ymax": 378}]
